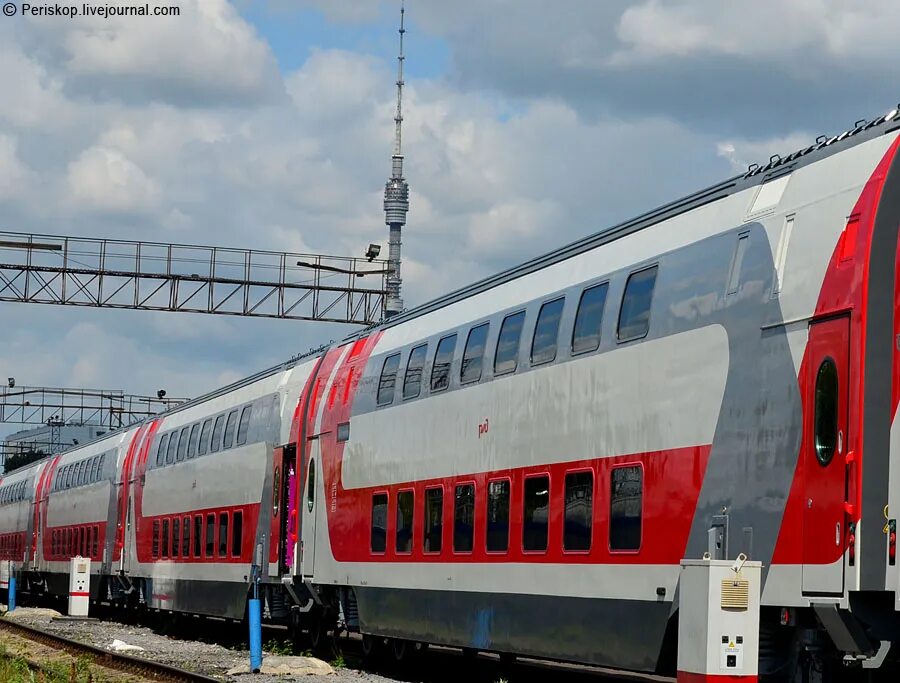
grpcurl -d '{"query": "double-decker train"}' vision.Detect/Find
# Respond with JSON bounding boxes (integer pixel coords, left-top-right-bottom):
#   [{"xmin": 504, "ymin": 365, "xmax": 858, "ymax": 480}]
[{"xmin": 5, "ymin": 105, "xmax": 900, "ymax": 681}]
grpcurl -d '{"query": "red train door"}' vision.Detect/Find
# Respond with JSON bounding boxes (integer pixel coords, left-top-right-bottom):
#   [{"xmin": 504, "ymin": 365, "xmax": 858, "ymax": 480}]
[{"xmin": 802, "ymin": 316, "xmax": 850, "ymax": 594}]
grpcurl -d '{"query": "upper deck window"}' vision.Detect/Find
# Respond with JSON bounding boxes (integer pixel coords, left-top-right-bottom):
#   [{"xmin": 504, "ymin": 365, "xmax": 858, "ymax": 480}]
[
  {"xmin": 494, "ymin": 311, "xmax": 525, "ymax": 375},
  {"xmin": 377, "ymin": 353, "xmax": 402, "ymax": 406},
  {"xmin": 618, "ymin": 266, "xmax": 658, "ymax": 342},
  {"xmin": 403, "ymin": 344, "xmax": 428, "ymax": 399},
  {"xmin": 531, "ymin": 298, "xmax": 565, "ymax": 365},
  {"xmin": 572, "ymin": 284, "xmax": 608, "ymax": 354},
  {"xmin": 236, "ymin": 406, "xmax": 252, "ymax": 446},
  {"xmin": 461, "ymin": 323, "xmax": 490, "ymax": 384},
  {"xmin": 430, "ymin": 334, "xmax": 458, "ymax": 392}
]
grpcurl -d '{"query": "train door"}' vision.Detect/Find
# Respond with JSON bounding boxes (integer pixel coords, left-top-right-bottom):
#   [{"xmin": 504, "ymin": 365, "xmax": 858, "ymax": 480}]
[
  {"xmin": 300, "ymin": 439, "xmax": 320, "ymax": 578},
  {"xmin": 270, "ymin": 445, "xmax": 297, "ymax": 577},
  {"xmin": 802, "ymin": 316, "xmax": 850, "ymax": 594}
]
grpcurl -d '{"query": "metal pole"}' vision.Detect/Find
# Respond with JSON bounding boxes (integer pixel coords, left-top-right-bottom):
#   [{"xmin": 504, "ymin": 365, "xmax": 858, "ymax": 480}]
[
  {"xmin": 249, "ymin": 575, "xmax": 262, "ymax": 672},
  {"xmin": 8, "ymin": 565, "xmax": 16, "ymax": 612}
]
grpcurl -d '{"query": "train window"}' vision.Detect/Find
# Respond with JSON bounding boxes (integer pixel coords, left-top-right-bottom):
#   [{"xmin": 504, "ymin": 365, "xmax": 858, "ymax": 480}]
[
  {"xmin": 166, "ymin": 432, "xmax": 178, "ymax": 464},
  {"xmin": 424, "ymin": 487, "xmax": 443, "ymax": 553},
  {"xmin": 403, "ymin": 344, "xmax": 428, "ymax": 399},
  {"xmin": 572, "ymin": 284, "xmax": 609, "ymax": 354},
  {"xmin": 377, "ymin": 353, "xmax": 402, "ymax": 406},
  {"xmin": 610, "ymin": 466, "xmax": 643, "ymax": 551},
  {"xmin": 194, "ymin": 515, "xmax": 202, "ymax": 557},
  {"xmin": 198, "ymin": 419, "xmax": 212, "ymax": 456},
  {"xmin": 461, "ymin": 323, "xmax": 490, "ymax": 384},
  {"xmin": 218, "ymin": 512, "xmax": 228, "ymax": 557},
  {"xmin": 814, "ymin": 358, "xmax": 839, "ymax": 466},
  {"xmin": 337, "ymin": 422, "xmax": 350, "ymax": 442},
  {"xmin": 495, "ymin": 311, "xmax": 525, "ymax": 375},
  {"xmin": 563, "ymin": 471, "xmax": 593, "ymax": 552},
  {"xmin": 306, "ymin": 459, "xmax": 315, "ymax": 512},
  {"xmin": 177, "ymin": 427, "xmax": 190, "ymax": 462},
  {"xmin": 92, "ymin": 526, "xmax": 98, "ymax": 558},
  {"xmin": 396, "ymin": 490, "xmax": 414, "ymax": 553},
  {"xmin": 371, "ymin": 493, "xmax": 388, "ymax": 553},
  {"xmin": 486, "ymin": 479, "xmax": 510, "ymax": 553},
  {"xmin": 182, "ymin": 516, "xmax": 190, "ymax": 556},
  {"xmin": 162, "ymin": 519, "xmax": 170, "ymax": 558},
  {"xmin": 223, "ymin": 411, "xmax": 238, "ymax": 450},
  {"xmin": 727, "ymin": 233, "xmax": 749, "ymax": 295},
  {"xmin": 78, "ymin": 461, "xmax": 87, "ymax": 486},
  {"xmin": 430, "ymin": 334, "xmax": 458, "ymax": 392},
  {"xmin": 89, "ymin": 457, "xmax": 99, "ymax": 484},
  {"xmin": 54, "ymin": 471, "xmax": 61, "ymax": 492},
  {"xmin": 172, "ymin": 518, "xmax": 180, "ymax": 558},
  {"xmin": 618, "ymin": 266, "xmax": 658, "ymax": 342},
  {"xmin": 236, "ymin": 406, "xmax": 252, "ymax": 446},
  {"xmin": 453, "ymin": 483, "xmax": 475, "ymax": 553},
  {"xmin": 187, "ymin": 424, "xmax": 200, "ymax": 459},
  {"xmin": 210, "ymin": 415, "xmax": 225, "ymax": 453},
  {"xmin": 232, "ymin": 511, "xmax": 243, "ymax": 558},
  {"xmin": 206, "ymin": 513, "xmax": 215, "ymax": 557},
  {"xmin": 156, "ymin": 434, "xmax": 169, "ymax": 466},
  {"xmin": 531, "ymin": 298, "xmax": 565, "ymax": 366},
  {"xmin": 98, "ymin": 454, "xmax": 106, "ymax": 478},
  {"xmin": 523, "ymin": 475, "xmax": 550, "ymax": 552}
]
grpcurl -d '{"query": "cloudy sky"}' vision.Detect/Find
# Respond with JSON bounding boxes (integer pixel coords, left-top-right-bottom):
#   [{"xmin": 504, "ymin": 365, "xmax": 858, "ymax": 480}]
[{"xmin": 0, "ymin": 0, "xmax": 898, "ymax": 428}]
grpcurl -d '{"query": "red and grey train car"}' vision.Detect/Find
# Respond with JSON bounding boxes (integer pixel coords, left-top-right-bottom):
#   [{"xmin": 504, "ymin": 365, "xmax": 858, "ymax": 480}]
[{"xmin": 5, "ymin": 106, "xmax": 900, "ymax": 679}]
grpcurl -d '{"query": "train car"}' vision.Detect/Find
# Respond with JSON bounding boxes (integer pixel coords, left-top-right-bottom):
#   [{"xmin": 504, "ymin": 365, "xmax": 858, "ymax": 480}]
[
  {"xmin": 4, "ymin": 105, "xmax": 900, "ymax": 681},
  {"xmin": 0, "ymin": 463, "xmax": 39, "ymax": 568},
  {"xmin": 289, "ymin": 108, "xmax": 900, "ymax": 679}
]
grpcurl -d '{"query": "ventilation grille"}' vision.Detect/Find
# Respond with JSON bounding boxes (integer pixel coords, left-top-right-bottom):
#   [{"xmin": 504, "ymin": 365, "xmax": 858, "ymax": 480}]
[{"xmin": 721, "ymin": 578, "xmax": 750, "ymax": 609}]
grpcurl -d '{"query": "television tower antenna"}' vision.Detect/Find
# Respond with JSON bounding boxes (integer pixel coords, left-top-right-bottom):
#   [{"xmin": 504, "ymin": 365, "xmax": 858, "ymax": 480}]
[{"xmin": 383, "ymin": 0, "xmax": 409, "ymax": 317}]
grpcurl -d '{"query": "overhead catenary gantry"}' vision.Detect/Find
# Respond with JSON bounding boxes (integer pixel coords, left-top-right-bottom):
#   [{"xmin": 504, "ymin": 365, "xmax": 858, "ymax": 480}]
[
  {"xmin": 0, "ymin": 231, "xmax": 390, "ymax": 325},
  {"xmin": 0, "ymin": 385, "xmax": 188, "ymax": 430}
]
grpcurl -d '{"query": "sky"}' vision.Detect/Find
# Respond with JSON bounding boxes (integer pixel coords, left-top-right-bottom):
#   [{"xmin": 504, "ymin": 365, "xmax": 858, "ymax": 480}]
[{"xmin": 0, "ymin": 0, "xmax": 899, "ymax": 433}]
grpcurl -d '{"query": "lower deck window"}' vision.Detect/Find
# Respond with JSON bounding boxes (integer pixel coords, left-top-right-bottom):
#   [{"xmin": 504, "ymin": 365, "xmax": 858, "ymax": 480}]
[
  {"xmin": 453, "ymin": 484, "xmax": 475, "ymax": 553},
  {"xmin": 194, "ymin": 515, "xmax": 202, "ymax": 558},
  {"xmin": 564, "ymin": 471, "xmax": 593, "ymax": 551},
  {"xmin": 424, "ymin": 487, "xmax": 443, "ymax": 553},
  {"xmin": 172, "ymin": 518, "xmax": 180, "ymax": 558},
  {"xmin": 523, "ymin": 475, "xmax": 549, "ymax": 552},
  {"xmin": 610, "ymin": 466, "xmax": 643, "ymax": 551},
  {"xmin": 182, "ymin": 516, "xmax": 191, "ymax": 557},
  {"xmin": 218, "ymin": 512, "xmax": 228, "ymax": 557},
  {"xmin": 232, "ymin": 511, "xmax": 243, "ymax": 558},
  {"xmin": 206, "ymin": 514, "xmax": 215, "ymax": 557},
  {"xmin": 486, "ymin": 480, "xmax": 510, "ymax": 553},
  {"xmin": 396, "ymin": 490, "xmax": 414, "ymax": 553},
  {"xmin": 162, "ymin": 519, "xmax": 170, "ymax": 558},
  {"xmin": 371, "ymin": 494, "xmax": 388, "ymax": 553}
]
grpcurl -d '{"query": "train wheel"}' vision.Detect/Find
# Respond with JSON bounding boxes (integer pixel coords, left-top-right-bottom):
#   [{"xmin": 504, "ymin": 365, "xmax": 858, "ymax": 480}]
[
  {"xmin": 361, "ymin": 632, "xmax": 383, "ymax": 662},
  {"xmin": 391, "ymin": 638, "xmax": 410, "ymax": 664},
  {"xmin": 309, "ymin": 615, "xmax": 333, "ymax": 655}
]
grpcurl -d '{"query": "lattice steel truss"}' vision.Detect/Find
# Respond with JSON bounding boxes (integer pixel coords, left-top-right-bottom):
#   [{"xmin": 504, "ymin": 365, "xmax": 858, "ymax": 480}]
[
  {"xmin": 0, "ymin": 386, "xmax": 187, "ymax": 429},
  {"xmin": 0, "ymin": 232, "xmax": 389, "ymax": 324}
]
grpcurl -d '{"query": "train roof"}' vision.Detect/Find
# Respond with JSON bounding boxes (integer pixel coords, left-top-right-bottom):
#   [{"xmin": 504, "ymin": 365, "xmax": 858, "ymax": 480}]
[{"xmin": 353, "ymin": 105, "xmax": 900, "ymax": 337}]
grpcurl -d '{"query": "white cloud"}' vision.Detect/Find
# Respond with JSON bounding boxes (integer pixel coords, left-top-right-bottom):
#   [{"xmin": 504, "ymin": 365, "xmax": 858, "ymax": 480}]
[
  {"xmin": 0, "ymin": 135, "xmax": 34, "ymax": 201},
  {"xmin": 66, "ymin": 146, "xmax": 160, "ymax": 213}
]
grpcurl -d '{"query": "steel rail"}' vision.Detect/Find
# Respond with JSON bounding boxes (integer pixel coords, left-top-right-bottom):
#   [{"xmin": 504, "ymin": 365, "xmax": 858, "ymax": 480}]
[{"xmin": 0, "ymin": 617, "xmax": 219, "ymax": 682}]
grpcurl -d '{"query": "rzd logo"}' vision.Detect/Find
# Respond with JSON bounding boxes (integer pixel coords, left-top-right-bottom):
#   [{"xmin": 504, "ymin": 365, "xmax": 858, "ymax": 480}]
[{"xmin": 478, "ymin": 418, "xmax": 489, "ymax": 439}]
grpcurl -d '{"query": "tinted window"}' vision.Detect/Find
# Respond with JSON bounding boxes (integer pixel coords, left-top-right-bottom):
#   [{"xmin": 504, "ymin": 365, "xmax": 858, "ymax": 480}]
[
  {"xmin": 424, "ymin": 487, "xmax": 443, "ymax": 553},
  {"xmin": 494, "ymin": 311, "xmax": 525, "ymax": 375},
  {"xmin": 232, "ymin": 510, "xmax": 243, "ymax": 558},
  {"xmin": 166, "ymin": 432, "xmax": 178, "ymax": 464},
  {"xmin": 814, "ymin": 359, "xmax": 839, "ymax": 466},
  {"xmin": 156, "ymin": 434, "xmax": 169, "ymax": 466},
  {"xmin": 194, "ymin": 515, "xmax": 202, "ymax": 557},
  {"xmin": 306, "ymin": 459, "xmax": 315, "ymax": 512},
  {"xmin": 396, "ymin": 490, "xmax": 414, "ymax": 553},
  {"xmin": 177, "ymin": 427, "xmax": 190, "ymax": 462},
  {"xmin": 610, "ymin": 466, "xmax": 643, "ymax": 551},
  {"xmin": 218, "ymin": 512, "xmax": 228, "ymax": 557},
  {"xmin": 236, "ymin": 406, "xmax": 252, "ymax": 446},
  {"xmin": 337, "ymin": 422, "xmax": 350, "ymax": 442},
  {"xmin": 523, "ymin": 475, "xmax": 549, "ymax": 552},
  {"xmin": 403, "ymin": 344, "xmax": 428, "ymax": 399},
  {"xmin": 210, "ymin": 415, "xmax": 225, "ymax": 453},
  {"xmin": 198, "ymin": 419, "xmax": 212, "ymax": 456},
  {"xmin": 377, "ymin": 354, "xmax": 401, "ymax": 406},
  {"xmin": 572, "ymin": 284, "xmax": 608, "ymax": 354},
  {"xmin": 182, "ymin": 515, "xmax": 191, "ymax": 556},
  {"xmin": 152, "ymin": 520, "xmax": 160, "ymax": 558},
  {"xmin": 371, "ymin": 493, "xmax": 388, "ymax": 553},
  {"xmin": 162, "ymin": 519, "xmax": 170, "ymax": 557},
  {"xmin": 187, "ymin": 424, "xmax": 200, "ymax": 459},
  {"xmin": 430, "ymin": 334, "xmax": 457, "ymax": 392},
  {"xmin": 454, "ymin": 484, "xmax": 475, "ymax": 553},
  {"xmin": 461, "ymin": 323, "xmax": 490, "ymax": 384},
  {"xmin": 564, "ymin": 471, "xmax": 593, "ymax": 551},
  {"xmin": 618, "ymin": 266, "xmax": 658, "ymax": 341},
  {"xmin": 206, "ymin": 513, "xmax": 215, "ymax": 557},
  {"xmin": 531, "ymin": 298, "xmax": 565, "ymax": 365},
  {"xmin": 172, "ymin": 518, "xmax": 180, "ymax": 557},
  {"xmin": 486, "ymin": 480, "xmax": 510, "ymax": 553},
  {"xmin": 223, "ymin": 411, "xmax": 238, "ymax": 449}
]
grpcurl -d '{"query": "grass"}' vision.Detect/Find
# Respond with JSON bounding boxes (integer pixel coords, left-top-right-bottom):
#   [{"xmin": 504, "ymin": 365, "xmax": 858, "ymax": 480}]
[
  {"xmin": 330, "ymin": 653, "xmax": 346, "ymax": 669},
  {"xmin": 0, "ymin": 644, "xmax": 103, "ymax": 682}
]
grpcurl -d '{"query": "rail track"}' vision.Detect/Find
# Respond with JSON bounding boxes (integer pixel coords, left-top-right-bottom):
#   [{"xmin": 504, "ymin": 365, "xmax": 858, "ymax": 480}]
[{"xmin": 0, "ymin": 616, "xmax": 219, "ymax": 683}]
